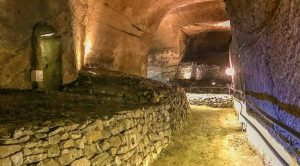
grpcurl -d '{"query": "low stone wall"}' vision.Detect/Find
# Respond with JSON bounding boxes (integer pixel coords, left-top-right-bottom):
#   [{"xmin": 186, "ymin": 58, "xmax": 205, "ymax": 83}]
[
  {"xmin": 0, "ymin": 96, "xmax": 189, "ymax": 166},
  {"xmin": 186, "ymin": 93, "xmax": 233, "ymax": 107}
]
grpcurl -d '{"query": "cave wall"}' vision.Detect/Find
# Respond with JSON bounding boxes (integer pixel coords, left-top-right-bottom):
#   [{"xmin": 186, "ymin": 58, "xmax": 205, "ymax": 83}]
[
  {"xmin": 0, "ymin": 0, "xmax": 76, "ymax": 89},
  {"xmin": 0, "ymin": 0, "xmax": 228, "ymax": 88},
  {"xmin": 226, "ymin": 0, "xmax": 300, "ymax": 163},
  {"xmin": 70, "ymin": 0, "xmax": 151, "ymax": 76},
  {"xmin": 71, "ymin": 0, "xmax": 227, "ymax": 77}
]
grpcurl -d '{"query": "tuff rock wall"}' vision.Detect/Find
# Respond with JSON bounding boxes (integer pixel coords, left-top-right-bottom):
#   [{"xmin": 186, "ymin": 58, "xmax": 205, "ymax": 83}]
[
  {"xmin": 0, "ymin": 0, "xmax": 76, "ymax": 89},
  {"xmin": 226, "ymin": 0, "xmax": 300, "ymax": 163}
]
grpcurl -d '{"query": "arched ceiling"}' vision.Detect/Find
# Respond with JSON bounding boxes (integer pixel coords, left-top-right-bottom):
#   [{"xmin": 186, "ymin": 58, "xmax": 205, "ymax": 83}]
[
  {"xmin": 147, "ymin": 0, "xmax": 229, "ymax": 70},
  {"xmin": 181, "ymin": 21, "xmax": 231, "ymax": 66},
  {"xmin": 70, "ymin": 0, "xmax": 228, "ymax": 76},
  {"xmin": 152, "ymin": 0, "xmax": 229, "ymax": 50}
]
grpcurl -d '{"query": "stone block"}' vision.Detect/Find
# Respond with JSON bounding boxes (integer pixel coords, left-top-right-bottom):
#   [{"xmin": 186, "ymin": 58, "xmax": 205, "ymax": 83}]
[
  {"xmin": 110, "ymin": 148, "xmax": 118, "ymax": 156},
  {"xmin": 115, "ymin": 156, "xmax": 122, "ymax": 166},
  {"xmin": 63, "ymin": 139, "xmax": 75, "ymax": 148},
  {"xmin": 24, "ymin": 154, "xmax": 47, "ymax": 164},
  {"xmin": 108, "ymin": 136, "xmax": 123, "ymax": 147},
  {"xmin": 100, "ymin": 130, "xmax": 112, "ymax": 139},
  {"xmin": 119, "ymin": 149, "xmax": 135, "ymax": 161},
  {"xmin": 37, "ymin": 159, "xmax": 60, "ymax": 166},
  {"xmin": 0, "ymin": 157, "xmax": 11, "ymax": 166},
  {"xmin": 13, "ymin": 128, "xmax": 25, "ymax": 139},
  {"xmin": 60, "ymin": 133, "xmax": 69, "ymax": 141},
  {"xmin": 100, "ymin": 140, "xmax": 111, "ymax": 151},
  {"xmin": 75, "ymin": 138, "xmax": 86, "ymax": 149},
  {"xmin": 64, "ymin": 124, "xmax": 80, "ymax": 132},
  {"xmin": 69, "ymin": 131, "xmax": 82, "ymax": 139},
  {"xmin": 25, "ymin": 141, "xmax": 48, "ymax": 148},
  {"xmin": 121, "ymin": 119, "xmax": 133, "ymax": 130},
  {"xmin": 48, "ymin": 134, "xmax": 61, "ymax": 145},
  {"xmin": 143, "ymin": 136, "xmax": 150, "ymax": 146},
  {"xmin": 85, "ymin": 130, "xmax": 103, "ymax": 144},
  {"xmin": 117, "ymin": 145, "xmax": 129, "ymax": 154},
  {"xmin": 83, "ymin": 144, "xmax": 97, "ymax": 159},
  {"xmin": 130, "ymin": 154, "xmax": 143, "ymax": 166},
  {"xmin": 2, "ymin": 139, "xmax": 18, "ymax": 145},
  {"xmin": 48, "ymin": 127, "xmax": 64, "ymax": 137},
  {"xmin": 10, "ymin": 152, "xmax": 23, "ymax": 166},
  {"xmin": 110, "ymin": 121, "xmax": 125, "ymax": 135},
  {"xmin": 94, "ymin": 120, "xmax": 104, "ymax": 130},
  {"xmin": 91, "ymin": 152, "xmax": 113, "ymax": 166},
  {"xmin": 24, "ymin": 147, "xmax": 44, "ymax": 156},
  {"xmin": 0, "ymin": 145, "xmax": 21, "ymax": 158},
  {"xmin": 71, "ymin": 157, "xmax": 91, "ymax": 166},
  {"xmin": 148, "ymin": 133, "xmax": 160, "ymax": 141},
  {"xmin": 142, "ymin": 155, "xmax": 150, "ymax": 166},
  {"xmin": 58, "ymin": 148, "xmax": 82, "ymax": 165},
  {"xmin": 35, "ymin": 133, "xmax": 48, "ymax": 139},
  {"xmin": 48, "ymin": 145, "xmax": 60, "ymax": 158}
]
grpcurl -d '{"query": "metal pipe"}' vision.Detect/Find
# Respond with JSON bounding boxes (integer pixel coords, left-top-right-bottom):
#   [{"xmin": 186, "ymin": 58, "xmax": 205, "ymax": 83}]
[
  {"xmin": 234, "ymin": 98, "xmax": 289, "ymax": 166},
  {"xmin": 230, "ymin": 87, "xmax": 300, "ymax": 141}
]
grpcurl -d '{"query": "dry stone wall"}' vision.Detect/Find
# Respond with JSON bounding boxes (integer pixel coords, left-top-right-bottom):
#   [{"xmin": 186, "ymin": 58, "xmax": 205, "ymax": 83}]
[
  {"xmin": 0, "ymin": 98, "xmax": 189, "ymax": 166},
  {"xmin": 186, "ymin": 93, "xmax": 233, "ymax": 108}
]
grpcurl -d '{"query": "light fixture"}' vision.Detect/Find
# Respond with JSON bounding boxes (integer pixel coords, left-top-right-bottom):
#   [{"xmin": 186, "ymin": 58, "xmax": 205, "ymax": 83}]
[
  {"xmin": 211, "ymin": 81, "xmax": 216, "ymax": 86},
  {"xmin": 84, "ymin": 39, "xmax": 92, "ymax": 56},
  {"xmin": 225, "ymin": 67, "xmax": 235, "ymax": 76},
  {"xmin": 40, "ymin": 33, "xmax": 55, "ymax": 37}
]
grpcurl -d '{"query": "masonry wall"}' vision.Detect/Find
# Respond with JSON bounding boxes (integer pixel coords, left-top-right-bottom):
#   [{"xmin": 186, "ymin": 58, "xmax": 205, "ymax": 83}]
[
  {"xmin": 0, "ymin": 95, "xmax": 189, "ymax": 166},
  {"xmin": 186, "ymin": 93, "xmax": 233, "ymax": 108}
]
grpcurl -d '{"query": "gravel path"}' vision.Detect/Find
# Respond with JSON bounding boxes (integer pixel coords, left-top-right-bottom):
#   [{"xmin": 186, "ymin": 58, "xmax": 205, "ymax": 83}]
[{"xmin": 152, "ymin": 105, "xmax": 264, "ymax": 166}]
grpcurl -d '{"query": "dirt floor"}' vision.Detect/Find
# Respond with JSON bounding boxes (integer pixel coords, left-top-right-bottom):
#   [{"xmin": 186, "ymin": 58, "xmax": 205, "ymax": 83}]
[{"xmin": 152, "ymin": 105, "xmax": 264, "ymax": 166}]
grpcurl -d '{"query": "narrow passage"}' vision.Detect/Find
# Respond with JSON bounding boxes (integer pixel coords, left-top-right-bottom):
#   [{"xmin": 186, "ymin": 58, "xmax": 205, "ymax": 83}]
[{"xmin": 152, "ymin": 105, "xmax": 264, "ymax": 166}]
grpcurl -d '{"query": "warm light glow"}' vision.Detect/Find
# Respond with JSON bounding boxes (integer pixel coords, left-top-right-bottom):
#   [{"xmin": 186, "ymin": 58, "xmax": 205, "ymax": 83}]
[
  {"xmin": 216, "ymin": 20, "xmax": 231, "ymax": 27},
  {"xmin": 211, "ymin": 82, "xmax": 216, "ymax": 86},
  {"xmin": 40, "ymin": 33, "xmax": 55, "ymax": 37},
  {"xmin": 84, "ymin": 39, "xmax": 92, "ymax": 65},
  {"xmin": 225, "ymin": 67, "xmax": 235, "ymax": 76},
  {"xmin": 183, "ymin": 71, "xmax": 191, "ymax": 79},
  {"xmin": 84, "ymin": 39, "xmax": 92, "ymax": 56}
]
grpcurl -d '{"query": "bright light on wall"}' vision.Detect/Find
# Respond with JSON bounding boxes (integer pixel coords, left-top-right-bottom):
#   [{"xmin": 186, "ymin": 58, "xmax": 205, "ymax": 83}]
[
  {"xmin": 84, "ymin": 39, "xmax": 92, "ymax": 56},
  {"xmin": 225, "ymin": 67, "xmax": 235, "ymax": 76},
  {"xmin": 84, "ymin": 39, "xmax": 92, "ymax": 65},
  {"xmin": 183, "ymin": 71, "xmax": 191, "ymax": 79},
  {"xmin": 40, "ymin": 33, "xmax": 55, "ymax": 37}
]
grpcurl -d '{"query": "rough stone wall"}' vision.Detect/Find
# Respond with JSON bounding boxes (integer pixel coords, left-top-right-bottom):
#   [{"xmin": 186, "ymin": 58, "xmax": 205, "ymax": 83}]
[
  {"xmin": 0, "ymin": 0, "xmax": 77, "ymax": 89},
  {"xmin": 186, "ymin": 93, "xmax": 233, "ymax": 107},
  {"xmin": 70, "ymin": 0, "xmax": 151, "ymax": 76},
  {"xmin": 226, "ymin": 0, "xmax": 300, "ymax": 163},
  {"xmin": 69, "ymin": 0, "xmax": 228, "ymax": 78},
  {"xmin": 0, "ymin": 97, "xmax": 189, "ymax": 166},
  {"xmin": 147, "ymin": 1, "xmax": 229, "ymax": 80}
]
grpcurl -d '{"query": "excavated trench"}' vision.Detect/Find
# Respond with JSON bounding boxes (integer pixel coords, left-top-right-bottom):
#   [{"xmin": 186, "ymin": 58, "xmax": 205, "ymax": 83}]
[{"xmin": 152, "ymin": 105, "xmax": 264, "ymax": 166}]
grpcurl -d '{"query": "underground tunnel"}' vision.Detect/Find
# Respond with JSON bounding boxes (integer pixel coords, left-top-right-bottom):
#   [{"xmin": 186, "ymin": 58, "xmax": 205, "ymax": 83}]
[{"xmin": 0, "ymin": 0, "xmax": 299, "ymax": 166}]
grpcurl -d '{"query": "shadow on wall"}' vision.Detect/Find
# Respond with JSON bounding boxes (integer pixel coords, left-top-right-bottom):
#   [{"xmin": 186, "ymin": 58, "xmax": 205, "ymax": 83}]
[{"xmin": 246, "ymin": 91, "xmax": 300, "ymax": 118}]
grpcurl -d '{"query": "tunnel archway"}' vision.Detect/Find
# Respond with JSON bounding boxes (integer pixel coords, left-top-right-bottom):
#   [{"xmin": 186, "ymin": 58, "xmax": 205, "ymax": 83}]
[
  {"xmin": 32, "ymin": 24, "xmax": 63, "ymax": 90},
  {"xmin": 147, "ymin": 0, "xmax": 229, "ymax": 81}
]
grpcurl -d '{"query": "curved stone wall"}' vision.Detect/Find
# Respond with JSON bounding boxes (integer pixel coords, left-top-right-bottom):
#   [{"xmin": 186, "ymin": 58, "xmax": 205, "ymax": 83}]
[
  {"xmin": 186, "ymin": 93, "xmax": 233, "ymax": 108},
  {"xmin": 0, "ymin": 74, "xmax": 190, "ymax": 166}
]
